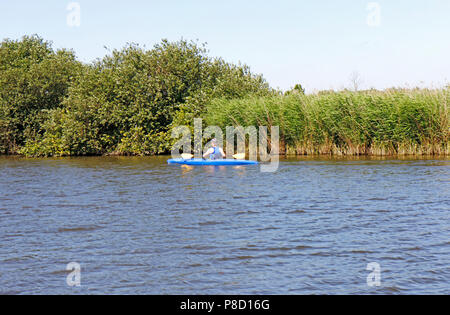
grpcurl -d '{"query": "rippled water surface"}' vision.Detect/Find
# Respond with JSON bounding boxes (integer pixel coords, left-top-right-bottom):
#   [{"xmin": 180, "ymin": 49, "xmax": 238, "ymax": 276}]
[{"xmin": 0, "ymin": 156, "xmax": 449, "ymax": 295}]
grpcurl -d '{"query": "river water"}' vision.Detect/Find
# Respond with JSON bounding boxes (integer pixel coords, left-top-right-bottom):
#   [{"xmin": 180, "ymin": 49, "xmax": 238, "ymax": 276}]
[{"xmin": 0, "ymin": 156, "xmax": 448, "ymax": 295}]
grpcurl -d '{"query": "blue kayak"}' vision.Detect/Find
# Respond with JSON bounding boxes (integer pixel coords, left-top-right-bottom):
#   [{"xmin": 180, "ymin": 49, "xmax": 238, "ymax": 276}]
[{"xmin": 168, "ymin": 158, "xmax": 258, "ymax": 166}]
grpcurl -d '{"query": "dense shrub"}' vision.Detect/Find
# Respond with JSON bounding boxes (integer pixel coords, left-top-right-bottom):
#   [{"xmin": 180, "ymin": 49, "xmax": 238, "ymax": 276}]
[
  {"xmin": 21, "ymin": 39, "xmax": 271, "ymax": 156},
  {"xmin": 0, "ymin": 35, "xmax": 81, "ymax": 154}
]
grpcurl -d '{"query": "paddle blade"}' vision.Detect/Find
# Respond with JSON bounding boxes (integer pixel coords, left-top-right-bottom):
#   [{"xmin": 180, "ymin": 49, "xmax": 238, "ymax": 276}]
[
  {"xmin": 233, "ymin": 153, "xmax": 246, "ymax": 160},
  {"xmin": 181, "ymin": 153, "xmax": 194, "ymax": 160}
]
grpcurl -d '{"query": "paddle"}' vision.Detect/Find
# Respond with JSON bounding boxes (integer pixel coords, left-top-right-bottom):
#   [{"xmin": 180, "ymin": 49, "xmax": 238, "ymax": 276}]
[
  {"xmin": 181, "ymin": 153, "xmax": 194, "ymax": 160},
  {"xmin": 232, "ymin": 153, "xmax": 246, "ymax": 160},
  {"xmin": 180, "ymin": 153, "xmax": 246, "ymax": 160}
]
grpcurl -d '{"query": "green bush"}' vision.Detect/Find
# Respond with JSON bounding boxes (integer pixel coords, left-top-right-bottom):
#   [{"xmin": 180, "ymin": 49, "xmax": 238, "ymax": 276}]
[
  {"xmin": 0, "ymin": 35, "xmax": 81, "ymax": 154},
  {"xmin": 22, "ymin": 39, "xmax": 271, "ymax": 156}
]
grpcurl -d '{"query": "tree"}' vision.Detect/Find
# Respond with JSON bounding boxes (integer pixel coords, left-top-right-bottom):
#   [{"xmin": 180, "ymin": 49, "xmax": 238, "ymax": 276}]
[
  {"xmin": 285, "ymin": 84, "xmax": 305, "ymax": 96},
  {"xmin": 22, "ymin": 39, "xmax": 272, "ymax": 156},
  {"xmin": 349, "ymin": 71, "xmax": 363, "ymax": 92},
  {"xmin": 0, "ymin": 35, "xmax": 81, "ymax": 154}
]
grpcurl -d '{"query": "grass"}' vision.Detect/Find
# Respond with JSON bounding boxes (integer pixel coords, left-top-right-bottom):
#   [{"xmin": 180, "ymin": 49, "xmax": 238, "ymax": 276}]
[{"xmin": 204, "ymin": 88, "xmax": 449, "ymax": 156}]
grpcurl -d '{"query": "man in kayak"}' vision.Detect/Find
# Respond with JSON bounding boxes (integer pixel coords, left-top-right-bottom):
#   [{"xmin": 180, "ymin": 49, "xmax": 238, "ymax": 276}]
[{"xmin": 203, "ymin": 139, "xmax": 226, "ymax": 160}]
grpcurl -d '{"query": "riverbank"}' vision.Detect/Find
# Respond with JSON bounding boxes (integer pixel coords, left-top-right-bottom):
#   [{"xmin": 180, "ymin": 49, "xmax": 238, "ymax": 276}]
[
  {"xmin": 1, "ymin": 37, "xmax": 448, "ymax": 158},
  {"xmin": 3, "ymin": 87, "xmax": 449, "ymax": 158}
]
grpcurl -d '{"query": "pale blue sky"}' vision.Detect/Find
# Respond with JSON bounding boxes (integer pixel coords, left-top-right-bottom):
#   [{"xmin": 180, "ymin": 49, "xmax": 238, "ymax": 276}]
[{"xmin": 1, "ymin": 0, "xmax": 449, "ymax": 92}]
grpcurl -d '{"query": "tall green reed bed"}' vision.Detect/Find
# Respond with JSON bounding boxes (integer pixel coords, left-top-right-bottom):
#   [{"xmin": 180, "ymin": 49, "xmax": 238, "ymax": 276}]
[{"xmin": 205, "ymin": 88, "xmax": 449, "ymax": 156}]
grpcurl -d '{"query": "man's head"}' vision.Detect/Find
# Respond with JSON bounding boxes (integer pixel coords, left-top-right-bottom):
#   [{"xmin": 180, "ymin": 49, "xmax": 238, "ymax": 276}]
[{"xmin": 211, "ymin": 138, "xmax": 218, "ymax": 147}]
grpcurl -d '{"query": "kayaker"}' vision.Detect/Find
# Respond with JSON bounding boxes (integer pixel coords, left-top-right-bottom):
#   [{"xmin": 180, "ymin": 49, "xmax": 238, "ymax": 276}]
[{"xmin": 203, "ymin": 139, "xmax": 226, "ymax": 160}]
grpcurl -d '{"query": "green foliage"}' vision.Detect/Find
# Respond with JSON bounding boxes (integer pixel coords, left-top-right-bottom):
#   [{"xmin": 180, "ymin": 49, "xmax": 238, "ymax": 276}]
[
  {"xmin": 21, "ymin": 39, "xmax": 271, "ymax": 156},
  {"xmin": 205, "ymin": 89, "xmax": 449, "ymax": 155},
  {"xmin": 0, "ymin": 35, "xmax": 81, "ymax": 154},
  {"xmin": 285, "ymin": 84, "xmax": 305, "ymax": 96},
  {"xmin": 2, "ymin": 35, "xmax": 448, "ymax": 157}
]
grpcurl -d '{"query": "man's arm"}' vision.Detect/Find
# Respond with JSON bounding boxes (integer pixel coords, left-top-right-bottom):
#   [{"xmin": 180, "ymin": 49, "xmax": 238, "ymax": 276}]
[
  {"xmin": 203, "ymin": 148, "xmax": 213, "ymax": 159},
  {"xmin": 220, "ymin": 148, "xmax": 226, "ymax": 158}
]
